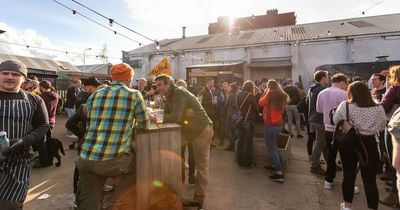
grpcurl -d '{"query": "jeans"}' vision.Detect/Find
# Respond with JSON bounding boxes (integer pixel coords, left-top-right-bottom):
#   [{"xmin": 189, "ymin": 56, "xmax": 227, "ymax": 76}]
[
  {"xmin": 311, "ymin": 123, "xmax": 328, "ymax": 169},
  {"xmin": 286, "ymin": 105, "xmax": 301, "ymax": 136},
  {"xmin": 325, "ymin": 131, "xmax": 339, "ymax": 183},
  {"xmin": 65, "ymin": 107, "xmax": 76, "ymax": 135},
  {"xmin": 264, "ymin": 125, "xmax": 283, "ymax": 171},
  {"xmin": 339, "ymin": 135, "xmax": 379, "ymax": 210}
]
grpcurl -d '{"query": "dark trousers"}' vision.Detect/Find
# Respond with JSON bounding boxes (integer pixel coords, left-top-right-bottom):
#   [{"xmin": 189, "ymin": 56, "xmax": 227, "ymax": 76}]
[
  {"xmin": 37, "ymin": 124, "xmax": 54, "ymax": 164},
  {"xmin": 181, "ymin": 143, "xmax": 195, "ymax": 179},
  {"xmin": 76, "ymin": 153, "xmax": 136, "ymax": 210},
  {"xmin": 237, "ymin": 121, "xmax": 255, "ymax": 166},
  {"xmin": 307, "ymin": 132, "xmax": 316, "ymax": 156},
  {"xmin": 385, "ymin": 129, "xmax": 398, "ymax": 193},
  {"xmin": 339, "ymin": 135, "xmax": 379, "ymax": 210},
  {"xmin": 219, "ymin": 117, "xmax": 225, "ymax": 143},
  {"xmin": 0, "ymin": 200, "xmax": 23, "ymax": 210},
  {"xmin": 325, "ymin": 131, "xmax": 338, "ymax": 183}
]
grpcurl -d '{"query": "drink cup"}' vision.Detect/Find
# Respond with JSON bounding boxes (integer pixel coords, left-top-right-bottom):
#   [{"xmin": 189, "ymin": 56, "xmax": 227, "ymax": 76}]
[
  {"xmin": 155, "ymin": 109, "xmax": 164, "ymax": 124},
  {"xmin": 212, "ymin": 96, "xmax": 218, "ymax": 105}
]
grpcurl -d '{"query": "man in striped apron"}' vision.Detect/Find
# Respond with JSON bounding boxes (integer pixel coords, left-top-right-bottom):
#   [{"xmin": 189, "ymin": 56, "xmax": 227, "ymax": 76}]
[{"xmin": 0, "ymin": 60, "xmax": 49, "ymax": 210}]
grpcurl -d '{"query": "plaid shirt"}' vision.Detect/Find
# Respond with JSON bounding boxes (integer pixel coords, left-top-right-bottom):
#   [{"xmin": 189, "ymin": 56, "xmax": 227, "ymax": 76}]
[{"xmin": 80, "ymin": 81, "xmax": 150, "ymax": 161}]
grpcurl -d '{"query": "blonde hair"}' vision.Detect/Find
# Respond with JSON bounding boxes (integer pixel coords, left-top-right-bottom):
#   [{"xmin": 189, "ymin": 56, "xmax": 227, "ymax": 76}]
[
  {"xmin": 389, "ymin": 65, "xmax": 400, "ymax": 86},
  {"xmin": 266, "ymin": 79, "xmax": 289, "ymax": 110}
]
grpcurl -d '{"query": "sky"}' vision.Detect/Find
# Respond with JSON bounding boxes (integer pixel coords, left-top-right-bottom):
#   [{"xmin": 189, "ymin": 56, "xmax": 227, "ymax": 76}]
[{"xmin": 0, "ymin": 0, "xmax": 399, "ymax": 65}]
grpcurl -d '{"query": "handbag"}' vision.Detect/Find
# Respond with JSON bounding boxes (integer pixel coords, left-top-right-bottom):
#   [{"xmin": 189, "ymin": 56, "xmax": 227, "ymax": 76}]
[
  {"xmin": 232, "ymin": 93, "xmax": 251, "ymax": 128},
  {"xmin": 333, "ymin": 102, "xmax": 369, "ymax": 166}
]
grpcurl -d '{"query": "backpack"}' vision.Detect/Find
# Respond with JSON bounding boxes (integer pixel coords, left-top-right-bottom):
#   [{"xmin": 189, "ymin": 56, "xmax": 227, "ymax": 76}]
[{"xmin": 232, "ymin": 93, "xmax": 251, "ymax": 127}]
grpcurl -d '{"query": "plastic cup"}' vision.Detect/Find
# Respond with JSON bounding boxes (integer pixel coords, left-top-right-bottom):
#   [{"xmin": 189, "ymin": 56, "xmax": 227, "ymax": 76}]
[{"xmin": 155, "ymin": 109, "xmax": 164, "ymax": 124}]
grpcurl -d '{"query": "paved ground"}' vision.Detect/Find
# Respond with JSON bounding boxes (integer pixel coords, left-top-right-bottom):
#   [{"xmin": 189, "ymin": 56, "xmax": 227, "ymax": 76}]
[{"xmin": 24, "ymin": 115, "xmax": 397, "ymax": 210}]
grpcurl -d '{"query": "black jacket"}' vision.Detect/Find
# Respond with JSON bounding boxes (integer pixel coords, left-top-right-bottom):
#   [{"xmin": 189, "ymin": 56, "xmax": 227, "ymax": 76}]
[
  {"xmin": 306, "ymin": 83, "xmax": 326, "ymax": 124},
  {"xmin": 64, "ymin": 86, "xmax": 78, "ymax": 108},
  {"xmin": 237, "ymin": 90, "xmax": 260, "ymax": 124}
]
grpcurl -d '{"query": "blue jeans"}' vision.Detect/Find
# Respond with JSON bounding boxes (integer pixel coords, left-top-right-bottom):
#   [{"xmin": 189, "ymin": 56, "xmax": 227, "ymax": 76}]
[{"xmin": 264, "ymin": 125, "xmax": 283, "ymax": 171}]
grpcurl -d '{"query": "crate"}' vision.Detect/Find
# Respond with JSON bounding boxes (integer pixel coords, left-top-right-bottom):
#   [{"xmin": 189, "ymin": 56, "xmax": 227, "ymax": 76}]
[{"xmin": 235, "ymin": 132, "xmax": 291, "ymax": 171}]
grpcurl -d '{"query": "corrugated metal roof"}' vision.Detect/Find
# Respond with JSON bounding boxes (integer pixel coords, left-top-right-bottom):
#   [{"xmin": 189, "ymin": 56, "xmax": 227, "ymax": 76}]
[
  {"xmin": 0, "ymin": 53, "xmax": 81, "ymax": 73},
  {"xmin": 129, "ymin": 13, "xmax": 400, "ymax": 55},
  {"xmin": 76, "ymin": 63, "xmax": 111, "ymax": 75}
]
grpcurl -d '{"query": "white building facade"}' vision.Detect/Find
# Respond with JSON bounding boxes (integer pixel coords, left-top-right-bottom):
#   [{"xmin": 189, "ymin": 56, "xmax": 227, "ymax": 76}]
[{"xmin": 124, "ymin": 14, "xmax": 400, "ymax": 88}]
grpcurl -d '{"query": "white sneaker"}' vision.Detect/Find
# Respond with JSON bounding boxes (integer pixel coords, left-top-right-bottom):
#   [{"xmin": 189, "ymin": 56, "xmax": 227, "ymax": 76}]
[
  {"xmin": 354, "ymin": 186, "xmax": 360, "ymax": 194},
  {"xmin": 324, "ymin": 180, "xmax": 333, "ymax": 189},
  {"xmin": 340, "ymin": 202, "xmax": 352, "ymax": 210}
]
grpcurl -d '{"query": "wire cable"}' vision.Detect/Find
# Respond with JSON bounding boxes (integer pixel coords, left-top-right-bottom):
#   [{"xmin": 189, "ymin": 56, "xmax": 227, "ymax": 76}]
[
  {"xmin": 51, "ymin": 0, "xmax": 142, "ymax": 45},
  {"xmin": 71, "ymin": 0, "xmax": 155, "ymax": 42},
  {"xmin": 0, "ymin": 39, "xmax": 121, "ymax": 59}
]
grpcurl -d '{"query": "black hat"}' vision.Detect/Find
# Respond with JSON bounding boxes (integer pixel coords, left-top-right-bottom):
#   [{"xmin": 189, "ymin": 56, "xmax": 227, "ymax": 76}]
[
  {"xmin": 83, "ymin": 77, "xmax": 102, "ymax": 87},
  {"xmin": 0, "ymin": 60, "xmax": 27, "ymax": 77}
]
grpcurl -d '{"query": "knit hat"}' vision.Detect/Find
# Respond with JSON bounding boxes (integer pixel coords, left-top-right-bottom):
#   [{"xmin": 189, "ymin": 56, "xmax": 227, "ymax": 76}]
[
  {"xmin": 111, "ymin": 63, "xmax": 134, "ymax": 81},
  {"xmin": 0, "ymin": 60, "xmax": 27, "ymax": 77}
]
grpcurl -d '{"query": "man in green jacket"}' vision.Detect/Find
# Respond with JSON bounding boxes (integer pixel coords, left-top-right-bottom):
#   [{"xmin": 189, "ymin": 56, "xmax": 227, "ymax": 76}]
[{"xmin": 154, "ymin": 74, "xmax": 213, "ymax": 207}]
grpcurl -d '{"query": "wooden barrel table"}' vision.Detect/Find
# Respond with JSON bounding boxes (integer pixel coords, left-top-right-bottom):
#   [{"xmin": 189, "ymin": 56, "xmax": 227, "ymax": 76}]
[{"xmin": 136, "ymin": 123, "xmax": 182, "ymax": 209}]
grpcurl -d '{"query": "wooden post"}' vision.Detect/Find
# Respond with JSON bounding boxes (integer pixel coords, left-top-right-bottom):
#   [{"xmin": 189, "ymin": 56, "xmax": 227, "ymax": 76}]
[{"xmin": 136, "ymin": 123, "xmax": 182, "ymax": 209}]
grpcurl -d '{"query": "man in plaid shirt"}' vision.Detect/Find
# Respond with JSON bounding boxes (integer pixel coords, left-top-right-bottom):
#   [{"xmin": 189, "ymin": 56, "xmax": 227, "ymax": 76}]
[{"xmin": 76, "ymin": 63, "xmax": 150, "ymax": 209}]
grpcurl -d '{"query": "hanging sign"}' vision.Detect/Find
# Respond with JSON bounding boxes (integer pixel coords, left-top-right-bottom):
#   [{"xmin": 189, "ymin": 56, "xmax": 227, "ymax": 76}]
[{"xmin": 147, "ymin": 57, "xmax": 171, "ymax": 76}]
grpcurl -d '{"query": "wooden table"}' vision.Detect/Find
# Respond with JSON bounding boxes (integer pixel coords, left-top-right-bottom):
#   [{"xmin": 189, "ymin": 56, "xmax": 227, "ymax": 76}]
[{"xmin": 136, "ymin": 123, "xmax": 182, "ymax": 209}]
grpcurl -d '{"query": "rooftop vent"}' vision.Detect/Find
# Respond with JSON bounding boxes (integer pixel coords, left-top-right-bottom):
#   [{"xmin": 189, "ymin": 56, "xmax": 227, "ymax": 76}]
[
  {"xmin": 239, "ymin": 32, "xmax": 254, "ymax": 39},
  {"xmin": 291, "ymin": 26, "xmax": 306, "ymax": 34},
  {"xmin": 376, "ymin": 55, "xmax": 389, "ymax": 62},
  {"xmin": 196, "ymin": 36, "xmax": 213, "ymax": 43},
  {"xmin": 348, "ymin": 21, "xmax": 376, "ymax": 28}
]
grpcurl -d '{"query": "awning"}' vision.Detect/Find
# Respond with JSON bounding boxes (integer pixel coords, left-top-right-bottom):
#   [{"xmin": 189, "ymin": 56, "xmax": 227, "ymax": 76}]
[
  {"xmin": 249, "ymin": 59, "xmax": 292, "ymax": 68},
  {"xmin": 186, "ymin": 61, "xmax": 245, "ymax": 69}
]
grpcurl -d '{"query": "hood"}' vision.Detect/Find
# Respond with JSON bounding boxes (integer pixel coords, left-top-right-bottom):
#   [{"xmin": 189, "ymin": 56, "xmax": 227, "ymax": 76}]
[
  {"xmin": 309, "ymin": 83, "xmax": 323, "ymax": 92},
  {"xmin": 41, "ymin": 91, "xmax": 59, "ymax": 100}
]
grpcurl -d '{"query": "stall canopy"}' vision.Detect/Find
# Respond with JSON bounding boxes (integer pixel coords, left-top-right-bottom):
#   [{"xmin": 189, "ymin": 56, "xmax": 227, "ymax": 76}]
[
  {"xmin": 0, "ymin": 53, "xmax": 81, "ymax": 76},
  {"xmin": 186, "ymin": 61, "xmax": 246, "ymax": 69}
]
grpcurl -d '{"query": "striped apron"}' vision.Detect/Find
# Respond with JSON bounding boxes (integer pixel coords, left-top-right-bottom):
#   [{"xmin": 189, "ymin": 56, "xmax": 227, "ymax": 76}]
[{"xmin": 0, "ymin": 91, "xmax": 34, "ymax": 202}]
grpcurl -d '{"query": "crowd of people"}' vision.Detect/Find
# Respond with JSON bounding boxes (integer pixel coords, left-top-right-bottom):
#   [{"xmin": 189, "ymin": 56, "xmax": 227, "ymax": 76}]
[{"xmin": 2, "ymin": 58, "xmax": 400, "ymax": 210}]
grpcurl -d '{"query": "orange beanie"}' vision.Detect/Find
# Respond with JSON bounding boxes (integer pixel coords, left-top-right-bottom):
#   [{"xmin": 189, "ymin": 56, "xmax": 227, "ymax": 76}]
[{"xmin": 111, "ymin": 63, "xmax": 134, "ymax": 81}]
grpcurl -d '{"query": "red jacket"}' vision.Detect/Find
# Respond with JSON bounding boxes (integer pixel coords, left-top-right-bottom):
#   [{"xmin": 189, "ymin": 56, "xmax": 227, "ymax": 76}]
[
  {"xmin": 39, "ymin": 91, "xmax": 59, "ymax": 124},
  {"xmin": 258, "ymin": 93, "xmax": 285, "ymax": 126}
]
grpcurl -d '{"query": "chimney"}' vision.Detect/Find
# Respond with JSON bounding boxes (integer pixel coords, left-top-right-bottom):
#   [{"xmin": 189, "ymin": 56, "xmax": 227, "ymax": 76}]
[
  {"xmin": 182, "ymin": 26, "xmax": 186, "ymax": 39},
  {"xmin": 376, "ymin": 55, "xmax": 389, "ymax": 62}
]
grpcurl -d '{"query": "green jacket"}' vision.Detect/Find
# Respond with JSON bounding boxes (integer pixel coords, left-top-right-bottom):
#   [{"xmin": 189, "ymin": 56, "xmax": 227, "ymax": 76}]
[{"xmin": 164, "ymin": 85, "xmax": 212, "ymax": 140}]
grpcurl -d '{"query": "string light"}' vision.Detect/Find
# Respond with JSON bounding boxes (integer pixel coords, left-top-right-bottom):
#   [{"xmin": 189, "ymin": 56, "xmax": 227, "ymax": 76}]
[
  {"xmin": 70, "ymin": 0, "xmax": 156, "ymax": 43},
  {"xmin": 328, "ymin": 30, "xmax": 331, "ymax": 36},
  {"xmin": 109, "ymin": 19, "xmax": 114, "ymax": 27},
  {"xmin": 51, "ymin": 0, "xmax": 142, "ymax": 45},
  {"xmin": 156, "ymin": 41, "xmax": 160, "ymax": 50}
]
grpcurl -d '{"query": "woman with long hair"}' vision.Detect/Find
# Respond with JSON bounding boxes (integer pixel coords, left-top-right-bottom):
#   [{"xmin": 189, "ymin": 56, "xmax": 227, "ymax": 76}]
[
  {"xmin": 380, "ymin": 65, "xmax": 400, "ymax": 206},
  {"xmin": 334, "ymin": 81, "xmax": 386, "ymax": 210},
  {"xmin": 236, "ymin": 80, "xmax": 260, "ymax": 167},
  {"xmin": 217, "ymin": 82, "xmax": 230, "ymax": 146},
  {"xmin": 224, "ymin": 82, "xmax": 239, "ymax": 151},
  {"xmin": 258, "ymin": 79, "xmax": 289, "ymax": 183}
]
